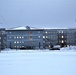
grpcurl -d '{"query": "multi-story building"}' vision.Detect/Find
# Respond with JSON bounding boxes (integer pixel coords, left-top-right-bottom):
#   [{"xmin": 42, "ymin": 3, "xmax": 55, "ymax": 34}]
[
  {"xmin": 0, "ymin": 26, "xmax": 76, "ymax": 50},
  {"xmin": 6, "ymin": 27, "xmax": 43, "ymax": 49},
  {"xmin": 43, "ymin": 28, "xmax": 76, "ymax": 48},
  {"xmin": 0, "ymin": 28, "xmax": 6, "ymax": 50}
]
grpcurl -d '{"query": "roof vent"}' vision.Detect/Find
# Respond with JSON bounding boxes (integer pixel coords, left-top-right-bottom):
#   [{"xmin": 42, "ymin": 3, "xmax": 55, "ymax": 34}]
[{"xmin": 26, "ymin": 26, "xmax": 30, "ymax": 30}]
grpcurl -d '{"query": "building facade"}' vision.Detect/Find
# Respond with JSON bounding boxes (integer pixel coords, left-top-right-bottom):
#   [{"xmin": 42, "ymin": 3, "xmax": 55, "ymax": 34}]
[
  {"xmin": 0, "ymin": 27, "xmax": 76, "ymax": 50},
  {"xmin": 43, "ymin": 29, "xmax": 76, "ymax": 48},
  {"xmin": 6, "ymin": 29, "xmax": 43, "ymax": 49}
]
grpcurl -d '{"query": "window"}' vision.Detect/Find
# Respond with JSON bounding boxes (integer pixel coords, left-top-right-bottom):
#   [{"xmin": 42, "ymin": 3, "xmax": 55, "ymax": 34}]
[
  {"xmin": 0, "ymin": 37, "xmax": 1, "ymax": 39},
  {"xmin": 30, "ymin": 36, "xmax": 32, "ymax": 38},
  {"xmin": 61, "ymin": 40, "xmax": 64, "ymax": 43},
  {"xmin": 29, "ymin": 32, "xmax": 32, "ymax": 34},
  {"xmin": 22, "ymin": 46, "xmax": 24, "ymax": 47},
  {"xmin": 59, "ymin": 31, "xmax": 60, "ymax": 33},
  {"xmin": 20, "ymin": 41, "xmax": 21, "ymax": 43},
  {"xmin": 9, "ymin": 32, "xmax": 11, "ymax": 34},
  {"xmin": 38, "ymin": 36, "xmax": 40, "ymax": 38},
  {"xmin": 17, "ymin": 37, "xmax": 19, "ymax": 39},
  {"xmin": 49, "ymin": 45, "xmax": 50, "ymax": 48},
  {"xmin": 14, "ymin": 36, "xmax": 16, "ymax": 39},
  {"xmin": 61, "ymin": 36, "xmax": 64, "ymax": 38},
  {"xmin": 14, "ymin": 41, "xmax": 16, "ymax": 44},
  {"xmin": 45, "ymin": 31, "xmax": 47, "ymax": 34},
  {"xmin": 17, "ymin": 41, "xmax": 19, "ymax": 43},
  {"xmin": 22, "ymin": 41, "xmax": 24, "ymax": 43},
  {"xmin": 30, "ymin": 41, "xmax": 33, "ymax": 44},
  {"xmin": 14, "ymin": 46, "xmax": 16, "ymax": 48},
  {"xmin": 9, "ymin": 36, "xmax": 11, "ymax": 38},
  {"xmin": 62, "ymin": 31, "xmax": 63, "ymax": 33},
  {"xmin": 29, "ymin": 36, "xmax": 32, "ymax": 40},
  {"xmin": 38, "ymin": 31, "xmax": 40, "ymax": 33},
  {"xmin": 22, "ymin": 36, "xmax": 24, "ymax": 38},
  {"xmin": 43, "ymin": 36, "xmax": 45, "ymax": 38},
  {"xmin": 20, "ymin": 36, "xmax": 21, "ymax": 38},
  {"xmin": 46, "ymin": 36, "xmax": 48, "ymax": 38},
  {"xmin": 17, "ymin": 46, "xmax": 19, "ymax": 48}
]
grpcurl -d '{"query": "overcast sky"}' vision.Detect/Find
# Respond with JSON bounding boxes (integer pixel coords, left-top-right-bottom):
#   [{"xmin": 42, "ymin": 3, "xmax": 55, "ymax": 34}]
[{"xmin": 0, "ymin": 0, "xmax": 76, "ymax": 28}]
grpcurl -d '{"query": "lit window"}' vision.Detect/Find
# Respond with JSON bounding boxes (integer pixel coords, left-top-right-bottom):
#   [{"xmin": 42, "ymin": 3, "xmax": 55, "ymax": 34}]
[
  {"xmin": 20, "ymin": 36, "xmax": 21, "ymax": 38},
  {"xmin": 46, "ymin": 36, "xmax": 48, "ymax": 38},
  {"xmin": 17, "ymin": 41, "xmax": 19, "ymax": 43},
  {"xmin": 43, "ymin": 36, "xmax": 45, "ymax": 38},
  {"xmin": 61, "ymin": 36, "xmax": 64, "ymax": 38},
  {"xmin": 49, "ymin": 45, "xmax": 50, "ymax": 48},
  {"xmin": 17, "ymin": 37, "xmax": 19, "ymax": 39},
  {"xmin": 14, "ymin": 41, "xmax": 16, "ymax": 44},
  {"xmin": 62, "ymin": 31, "xmax": 63, "ymax": 33},
  {"xmin": 45, "ymin": 31, "xmax": 47, "ymax": 34},
  {"xmin": 61, "ymin": 40, "xmax": 64, "ymax": 43}
]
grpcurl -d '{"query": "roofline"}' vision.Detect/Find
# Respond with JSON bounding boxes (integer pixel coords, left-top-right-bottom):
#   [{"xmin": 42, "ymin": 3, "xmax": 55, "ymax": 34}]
[{"xmin": 6, "ymin": 29, "xmax": 44, "ymax": 31}]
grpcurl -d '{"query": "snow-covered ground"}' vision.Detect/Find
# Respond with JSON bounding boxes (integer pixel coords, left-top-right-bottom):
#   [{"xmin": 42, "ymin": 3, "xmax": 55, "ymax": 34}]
[{"xmin": 0, "ymin": 47, "xmax": 76, "ymax": 75}]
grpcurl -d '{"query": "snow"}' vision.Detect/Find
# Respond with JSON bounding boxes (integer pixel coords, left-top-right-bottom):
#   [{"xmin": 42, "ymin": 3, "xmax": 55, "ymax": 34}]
[
  {"xmin": 7, "ymin": 26, "xmax": 72, "ymax": 30},
  {"xmin": 61, "ymin": 46, "xmax": 76, "ymax": 52},
  {"xmin": 0, "ymin": 47, "xmax": 76, "ymax": 75},
  {"xmin": 8, "ymin": 26, "xmax": 39, "ymax": 30}
]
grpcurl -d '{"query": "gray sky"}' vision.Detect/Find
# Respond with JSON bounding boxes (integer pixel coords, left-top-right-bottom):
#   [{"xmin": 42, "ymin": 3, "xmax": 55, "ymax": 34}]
[{"xmin": 0, "ymin": 0, "xmax": 76, "ymax": 28}]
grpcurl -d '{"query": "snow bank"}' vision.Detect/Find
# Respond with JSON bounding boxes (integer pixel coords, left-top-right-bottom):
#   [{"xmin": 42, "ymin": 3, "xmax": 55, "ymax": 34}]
[{"xmin": 60, "ymin": 46, "xmax": 76, "ymax": 52}]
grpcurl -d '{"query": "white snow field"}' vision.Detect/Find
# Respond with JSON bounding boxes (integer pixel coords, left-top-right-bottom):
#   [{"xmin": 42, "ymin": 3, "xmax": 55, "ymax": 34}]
[{"xmin": 0, "ymin": 48, "xmax": 76, "ymax": 75}]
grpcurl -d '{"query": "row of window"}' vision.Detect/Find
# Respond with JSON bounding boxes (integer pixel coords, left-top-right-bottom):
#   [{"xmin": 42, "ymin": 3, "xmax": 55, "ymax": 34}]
[
  {"xmin": 14, "ymin": 46, "xmax": 24, "ymax": 48},
  {"xmin": 44, "ymin": 31, "xmax": 58, "ymax": 34},
  {"xmin": 8, "ymin": 31, "xmax": 41, "ymax": 34},
  {"xmin": 14, "ymin": 41, "xmax": 24, "ymax": 44},
  {"xmin": 43, "ymin": 36, "xmax": 58, "ymax": 39},
  {"xmin": 44, "ymin": 31, "xmax": 66, "ymax": 34},
  {"xmin": 9, "ymin": 36, "xmax": 41, "ymax": 39},
  {"xmin": 59, "ymin": 40, "xmax": 75, "ymax": 43}
]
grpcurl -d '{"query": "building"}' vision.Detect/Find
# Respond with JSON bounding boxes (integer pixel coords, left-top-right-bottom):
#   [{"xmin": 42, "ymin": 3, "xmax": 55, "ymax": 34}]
[
  {"xmin": 0, "ymin": 26, "xmax": 76, "ymax": 50},
  {"xmin": 43, "ymin": 28, "xmax": 76, "ymax": 48},
  {"xmin": 0, "ymin": 28, "xmax": 6, "ymax": 50},
  {"xmin": 6, "ymin": 27, "xmax": 43, "ymax": 49}
]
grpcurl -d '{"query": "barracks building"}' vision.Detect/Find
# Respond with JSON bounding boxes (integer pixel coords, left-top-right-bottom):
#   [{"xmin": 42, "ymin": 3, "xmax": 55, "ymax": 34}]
[{"xmin": 0, "ymin": 26, "xmax": 76, "ymax": 50}]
